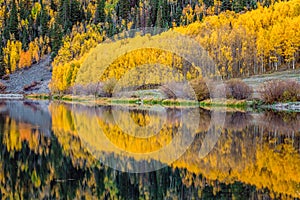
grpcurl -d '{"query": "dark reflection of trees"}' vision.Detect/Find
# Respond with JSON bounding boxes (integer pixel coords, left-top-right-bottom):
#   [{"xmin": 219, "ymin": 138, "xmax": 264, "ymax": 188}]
[
  {"xmin": 221, "ymin": 110, "xmax": 300, "ymax": 136},
  {"xmin": 1, "ymin": 101, "xmax": 300, "ymax": 199},
  {"xmin": 197, "ymin": 108, "xmax": 212, "ymax": 132},
  {"xmin": 253, "ymin": 111, "xmax": 300, "ymax": 152},
  {"xmin": 258, "ymin": 111, "xmax": 300, "ymax": 133},
  {"xmin": 224, "ymin": 112, "xmax": 253, "ymax": 131},
  {"xmin": 0, "ymin": 114, "xmax": 265, "ymax": 199},
  {"xmin": 0, "ymin": 116, "xmax": 86, "ymax": 199}
]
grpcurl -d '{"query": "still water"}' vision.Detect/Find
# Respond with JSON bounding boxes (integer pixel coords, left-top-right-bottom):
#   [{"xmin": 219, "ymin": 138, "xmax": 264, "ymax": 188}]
[{"xmin": 0, "ymin": 100, "xmax": 299, "ymax": 199}]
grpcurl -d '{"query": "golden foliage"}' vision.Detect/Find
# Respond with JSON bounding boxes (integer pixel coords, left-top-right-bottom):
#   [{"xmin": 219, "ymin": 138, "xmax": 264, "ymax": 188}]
[
  {"xmin": 176, "ymin": 0, "xmax": 300, "ymax": 77},
  {"xmin": 50, "ymin": 0, "xmax": 300, "ymax": 93},
  {"xmin": 75, "ymin": 31, "xmax": 205, "ymax": 92},
  {"xmin": 3, "ymin": 40, "xmax": 22, "ymax": 73},
  {"xmin": 47, "ymin": 103, "xmax": 300, "ymax": 198},
  {"xmin": 49, "ymin": 103, "xmax": 98, "ymax": 168},
  {"xmin": 2, "ymin": 116, "xmax": 49, "ymax": 154},
  {"xmin": 19, "ymin": 50, "xmax": 32, "ymax": 68},
  {"xmin": 50, "ymin": 25, "xmax": 104, "ymax": 92},
  {"xmin": 3, "ymin": 36, "xmax": 50, "ymax": 73}
]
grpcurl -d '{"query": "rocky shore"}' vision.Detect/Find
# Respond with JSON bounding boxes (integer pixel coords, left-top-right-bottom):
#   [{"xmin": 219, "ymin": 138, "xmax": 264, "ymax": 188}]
[{"xmin": 0, "ymin": 56, "xmax": 52, "ymax": 94}]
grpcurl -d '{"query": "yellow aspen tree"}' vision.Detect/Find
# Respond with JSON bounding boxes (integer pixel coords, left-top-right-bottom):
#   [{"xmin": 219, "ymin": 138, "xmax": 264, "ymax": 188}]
[{"xmin": 3, "ymin": 40, "xmax": 22, "ymax": 73}]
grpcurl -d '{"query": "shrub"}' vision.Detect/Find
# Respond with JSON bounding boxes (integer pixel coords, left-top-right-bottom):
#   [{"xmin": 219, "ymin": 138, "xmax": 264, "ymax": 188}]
[
  {"xmin": 260, "ymin": 79, "xmax": 300, "ymax": 104},
  {"xmin": 226, "ymin": 79, "xmax": 253, "ymax": 100},
  {"xmin": 23, "ymin": 81, "xmax": 39, "ymax": 91},
  {"xmin": 160, "ymin": 82, "xmax": 195, "ymax": 99},
  {"xmin": 103, "ymin": 78, "xmax": 117, "ymax": 97},
  {"xmin": 69, "ymin": 82, "xmax": 105, "ymax": 96},
  {"xmin": 160, "ymin": 79, "xmax": 210, "ymax": 101},
  {"xmin": 86, "ymin": 82, "xmax": 104, "ymax": 96},
  {"xmin": 189, "ymin": 78, "xmax": 210, "ymax": 101},
  {"xmin": 159, "ymin": 84, "xmax": 176, "ymax": 99},
  {"xmin": 68, "ymin": 84, "xmax": 86, "ymax": 95},
  {"xmin": 0, "ymin": 82, "xmax": 6, "ymax": 93}
]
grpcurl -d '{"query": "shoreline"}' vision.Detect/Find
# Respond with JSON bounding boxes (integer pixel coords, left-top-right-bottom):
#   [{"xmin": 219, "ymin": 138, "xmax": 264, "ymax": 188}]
[
  {"xmin": 22, "ymin": 93, "xmax": 300, "ymax": 112},
  {"xmin": 25, "ymin": 93, "xmax": 247, "ymax": 106},
  {"xmin": 0, "ymin": 93, "xmax": 298, "ymax": 112}
]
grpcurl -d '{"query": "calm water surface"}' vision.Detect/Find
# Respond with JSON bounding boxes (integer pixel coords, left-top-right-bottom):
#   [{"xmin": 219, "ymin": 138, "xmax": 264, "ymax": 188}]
[{"xmin": 0, "ymin": 100, "xmax": 300, "ymax": 199}]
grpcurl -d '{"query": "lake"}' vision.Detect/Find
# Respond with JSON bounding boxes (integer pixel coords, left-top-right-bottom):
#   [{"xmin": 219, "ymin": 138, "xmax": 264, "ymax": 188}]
[{"xmin": 0, "ymin": 100, "xmax": 299, "ymax": 199}]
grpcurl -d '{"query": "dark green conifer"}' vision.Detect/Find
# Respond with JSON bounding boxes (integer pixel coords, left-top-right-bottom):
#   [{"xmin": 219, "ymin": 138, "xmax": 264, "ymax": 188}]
[{"xmin": 8, "ymin": 0, "xmax": 19, "ymax": 40}]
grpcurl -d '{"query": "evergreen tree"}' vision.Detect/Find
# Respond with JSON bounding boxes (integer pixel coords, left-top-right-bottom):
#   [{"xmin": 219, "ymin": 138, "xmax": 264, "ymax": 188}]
[
  {"xmin": 28, "ymin": 17, "xmax": 36, "ymax": 40},
  {"xmin": 156, "ymin": 4, "xmax": 164, "ymax": 28},
  {"xmin": 249, "ymin": 0, "xmax": 257, "ymax": 9},
  {"xmin": 203, "ymin": 0, "xmax": 214, "ymax": 8},
  {"xmin": 156, "ymin": 0, "xmax": 168, "ymax": 28},
  {"xmin": 19, "ymin": 0, "xmax": 30, "ymax": 20},
  {"xmin": 21, "ymin": 27, "xmax": 29, "ymax": 49},
  {"xmin": 148, "ymin": 0, "xmax": 158, "ymax": 26},
  {"xmin": 221, "ymin": 0, "xmax": 232, "ymax": 11},
  {"xmin": 106, "ymin": 12, "xmax": 116, "ymax": 37},
  {"xmin": 133, "ymin": 6, "xmax": 140, "ymax": 29},
  {"xmin": 40, "ymin": 4, "xmax": 49, "ymax": 36},
  {"xmin": 232, "ymin": 0, "xmax": 246, "ymax": 12},
  {"xmin": 50, "ymin": 0, "xmax": 57, "ymax": 12},
  {"xmin": 174, "ymin": 4, "xmax": 183, "ymax": 26},
  {"xmin": 86, "ymin": 8, "xmax": 93, "ymax": 22},
  {"xmin": 0, "ymin": 43, "xmax": 5, "ymax": 77},
  {"xmin": 3, "ymin": 7, "xmax": 10, "ymax": 41},
  {"xmin": 95, "ymin": 0, "xmax": 106, "ymax": 24},
  {"xmin": 118, "ymin": 0, "xmax": 130, "ymax": 24},
  {"xmin": 163, "ymin": 0, "xmax": 171, "ymax": 27},
  {"xmin": 70, "ymin": 0, "xmax": 84, "ymax": 25},
  {"xmin": 8, "ymin": 0, "xmax": 19, "ymax": 40},
  {"xmin": 59, "ymin": 0, "xmax": 72, "ymax": 33},
  {"xmin": 50, "ymin": 21, "xmax": 63, "ymax": 58}
]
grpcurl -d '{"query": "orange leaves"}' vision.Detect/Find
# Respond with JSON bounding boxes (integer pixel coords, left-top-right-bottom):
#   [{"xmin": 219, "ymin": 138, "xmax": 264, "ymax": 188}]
[
  {"xmin": 2, "ymin": 36, "xmax": 50, "ymax": 74},
  {"xmin": 19, "ymin": 50, "xmax": 31, "ymax": 68}
]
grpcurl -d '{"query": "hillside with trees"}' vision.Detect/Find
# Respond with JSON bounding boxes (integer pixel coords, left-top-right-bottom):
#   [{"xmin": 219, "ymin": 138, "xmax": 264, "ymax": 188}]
[{"xmin": 0, "ymin": 0, "xmax": 299, "ymax": 94}]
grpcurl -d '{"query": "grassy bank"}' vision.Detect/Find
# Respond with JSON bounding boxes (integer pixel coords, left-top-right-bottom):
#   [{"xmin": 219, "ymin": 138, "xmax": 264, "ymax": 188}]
[
  {"xmin": 199, "ymin": 99, "xmax": 248, "ymax": 108},
  {"xmin": 24, "ymin": 93, "xmax": 300, "ymax": 112},
  {"xmin": 25, "ymin": 94, "xmax": 253, "ymax": 108}
]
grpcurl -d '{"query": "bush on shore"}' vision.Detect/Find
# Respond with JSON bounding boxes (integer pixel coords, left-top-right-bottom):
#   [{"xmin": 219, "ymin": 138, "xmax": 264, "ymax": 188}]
[
  {"xmin": 260, "ymin": 79, "xmax": 300, "ymax": 104},
  {"xmin": 69, "ymin": 82, "xmax": 104, "ymax": 96},
  {"xmin": 189, "ymin": 78, "xmax": 210, "ymax": 101},
  {"xmin": 103, "ymin": 78, "xmax": 117, "ymax": 97},
  {"xmin": 225, "ymin": 79, "xmax": 253, "ymax": 100},
  {"xmin": 160, "ymin": 81, "xmax": 195, "ymax": 100},
  {"xmin": 23, "ymin": 81, "xmax": 39, "ymax": 91},
  {"xmin": 66, "ymin": 79, "xmax": 118, "ymax": 97}
]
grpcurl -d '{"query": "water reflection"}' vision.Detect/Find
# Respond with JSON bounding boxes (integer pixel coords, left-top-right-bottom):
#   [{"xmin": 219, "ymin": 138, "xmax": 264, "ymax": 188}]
[{"xmin": 0, "ymin": 100, "xmax": 299, "ymax": 199}]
